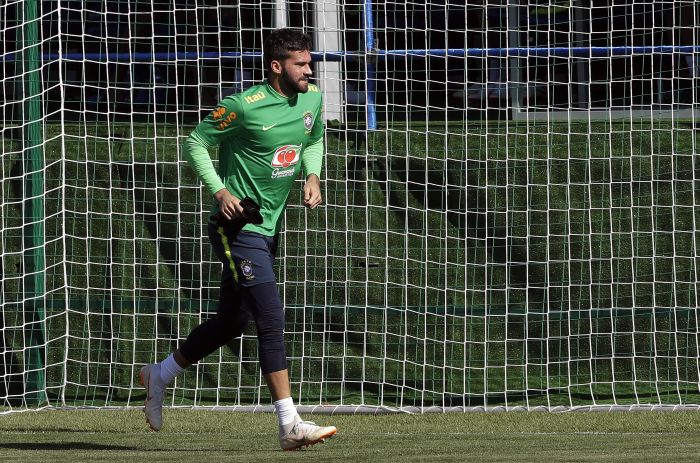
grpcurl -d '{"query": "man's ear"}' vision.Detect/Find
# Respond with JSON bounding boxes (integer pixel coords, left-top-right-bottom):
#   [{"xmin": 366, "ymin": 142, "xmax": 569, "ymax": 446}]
[{"xmin": 270, "ymin": 59, "xmax": 283, "ymax": 75}]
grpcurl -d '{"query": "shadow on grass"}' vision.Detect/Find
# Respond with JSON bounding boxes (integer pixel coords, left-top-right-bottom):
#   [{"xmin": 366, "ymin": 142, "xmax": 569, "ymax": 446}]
[
  {"xmin": 0, "ymin": 441, "xmax": 267, "ymax": 453},
  {"xmin": 0, "ymin": 442, "xmax": 138, "ymax": 451}
]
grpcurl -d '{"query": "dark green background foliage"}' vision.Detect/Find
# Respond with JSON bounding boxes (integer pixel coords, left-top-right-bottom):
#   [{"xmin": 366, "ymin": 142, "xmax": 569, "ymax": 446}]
[{"xmin": 1, "ymin": 120, "xmax": 699, "ymax": 409}]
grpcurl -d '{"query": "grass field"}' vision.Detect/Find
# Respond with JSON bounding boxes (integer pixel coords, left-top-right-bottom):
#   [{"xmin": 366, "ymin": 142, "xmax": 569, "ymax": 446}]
[{"xmin": 0, "ymin": 409, "xmax": 699, "ymax": 462}]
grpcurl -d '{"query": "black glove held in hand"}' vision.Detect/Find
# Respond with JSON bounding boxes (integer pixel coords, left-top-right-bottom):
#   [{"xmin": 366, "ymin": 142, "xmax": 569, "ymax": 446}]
[{"xmin": 212, "ymin": 197, "xmax": 263, "ymax": 230}]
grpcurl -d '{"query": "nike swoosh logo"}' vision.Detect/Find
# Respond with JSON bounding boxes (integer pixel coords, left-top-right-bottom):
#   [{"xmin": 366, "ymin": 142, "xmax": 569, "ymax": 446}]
[{"xmin": 262, "ymin": 124, "xmax": 278, "ymax": 131}]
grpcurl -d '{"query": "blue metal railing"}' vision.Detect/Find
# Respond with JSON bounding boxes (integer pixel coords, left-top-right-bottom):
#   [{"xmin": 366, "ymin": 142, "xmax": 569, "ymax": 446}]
[{"xmin": 3, "ymin": 45, "xmax": 696, "ymax": 62}]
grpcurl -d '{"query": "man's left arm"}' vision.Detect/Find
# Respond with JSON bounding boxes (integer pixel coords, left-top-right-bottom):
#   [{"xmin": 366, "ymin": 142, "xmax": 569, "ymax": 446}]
[
  {"xmin": 302, "ymin": 94, "xmax": 325, "ymax": 209},
  {"xmin": 302, "ymin": 136, "xmax": 323, "ymax": 209}
]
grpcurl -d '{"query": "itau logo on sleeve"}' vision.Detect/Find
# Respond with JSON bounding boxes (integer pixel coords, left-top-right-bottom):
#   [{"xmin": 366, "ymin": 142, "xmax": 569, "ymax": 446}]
[{"xmin": 271, "ymin": 144, "xmax": 301, "ymax": 179}]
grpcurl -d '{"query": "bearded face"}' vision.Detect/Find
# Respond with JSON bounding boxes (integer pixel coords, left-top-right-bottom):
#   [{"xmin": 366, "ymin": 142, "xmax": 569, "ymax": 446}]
[{"xmin": 276, "ymin": 50, "xmax": 312, "ymax": 95}]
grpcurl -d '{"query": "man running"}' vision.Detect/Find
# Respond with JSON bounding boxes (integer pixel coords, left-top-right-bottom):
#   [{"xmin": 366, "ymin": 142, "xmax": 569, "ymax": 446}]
[{"xmin": 139, "ymin": 28, "xmax": 336, "ymax": 451}]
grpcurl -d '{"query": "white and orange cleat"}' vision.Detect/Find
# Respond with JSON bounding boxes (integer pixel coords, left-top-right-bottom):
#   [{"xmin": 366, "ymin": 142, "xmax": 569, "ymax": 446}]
[
  {"xmin": 139, "ymin": 363, "xmax": 166, "ymax": 431},
  {"xmin": 279, "ymin": 416, "xmax": 337, "ymax": 451}
]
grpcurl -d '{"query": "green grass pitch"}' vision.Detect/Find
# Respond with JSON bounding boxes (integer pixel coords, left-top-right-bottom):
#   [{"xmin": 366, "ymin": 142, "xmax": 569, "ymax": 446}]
[{"xmin": 0, "ymin": 409, "xmax": 698, "ymax": 462}]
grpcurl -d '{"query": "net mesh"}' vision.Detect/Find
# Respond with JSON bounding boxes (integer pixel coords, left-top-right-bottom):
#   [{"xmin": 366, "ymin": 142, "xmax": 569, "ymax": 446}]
[{"xmin": 0, "ymin": 0, "xmax": 699, "ymax": 412}]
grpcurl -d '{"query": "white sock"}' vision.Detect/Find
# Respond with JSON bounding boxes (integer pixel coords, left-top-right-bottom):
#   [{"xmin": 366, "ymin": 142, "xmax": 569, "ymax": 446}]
[
  {"xmin": 273, "ymin": 397, "xmax": 298, "ymax": 427},
  {"xmin": 158, "ymin": 353, "xmax": 184, "ymax": 385}
]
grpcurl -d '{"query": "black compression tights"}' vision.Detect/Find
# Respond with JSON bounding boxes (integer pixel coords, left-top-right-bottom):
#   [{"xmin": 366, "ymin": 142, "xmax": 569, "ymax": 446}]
[{"xmin": 178, "ymin": 281, "xmax": 287, "ymax": 374}]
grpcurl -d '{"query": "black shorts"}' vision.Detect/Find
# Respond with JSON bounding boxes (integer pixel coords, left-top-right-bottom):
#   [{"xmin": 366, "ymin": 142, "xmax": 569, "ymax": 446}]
[{"xmin": 208, "ymin": 224, "xmax": 279, "ymax": 288}]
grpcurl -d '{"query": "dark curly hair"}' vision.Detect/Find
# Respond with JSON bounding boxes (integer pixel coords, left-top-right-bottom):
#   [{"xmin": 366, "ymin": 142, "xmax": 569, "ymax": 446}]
[{"xmin": 263, "ymin": 28, "xmax": 313, "ymax": 74}]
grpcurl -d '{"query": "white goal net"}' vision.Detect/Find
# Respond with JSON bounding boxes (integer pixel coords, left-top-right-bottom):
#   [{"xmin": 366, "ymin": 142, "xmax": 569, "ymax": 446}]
[{"xmin": 1, "ymin": 0, "xmax": 699, "ymax": 412}]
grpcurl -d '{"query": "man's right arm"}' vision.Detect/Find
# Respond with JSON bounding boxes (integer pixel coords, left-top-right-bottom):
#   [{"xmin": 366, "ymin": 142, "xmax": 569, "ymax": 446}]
[
  {"xmin": 184, "ymin": 132, "xmax": 245, "ymax": 221},
  {"xmin": 182, "ymin": 132, "xmax": 226, "ymax": 197},
  {"xmin": 183, "ymin": 97, "xmax": 246, "ymax": 220}
]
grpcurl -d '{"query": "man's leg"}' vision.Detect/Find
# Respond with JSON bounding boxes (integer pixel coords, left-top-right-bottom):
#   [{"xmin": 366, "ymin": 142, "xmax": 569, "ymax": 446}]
[
  {"xmin": 243, "ymin": 282, "xmax": 337, "ymax": 450},
  {"xmin": 264, "ymin": 369, "xmax": 291, "ymax": 401},
  {"xmin": 140, "ymin": 223, "xmax": 249, "ymax": 431},
  {"xmin": 140, "ymin": 279, "xmax": 250, "ymax": 431}
]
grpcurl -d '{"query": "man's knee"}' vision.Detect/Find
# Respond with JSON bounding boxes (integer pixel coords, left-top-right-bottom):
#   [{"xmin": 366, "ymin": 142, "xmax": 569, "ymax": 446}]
[
  {"xmin": 179, "ymin": 309, "xmax": 250, "ymax": 364},
  {"xmin": 257, "ymin": 327, "xmax": 287, "ymax": 374},
  {"xmin": 244, "ymin": 281, "xmax": 287, "ymax": 373},
  {"xmin": 254, "ymin": 302, "xmax": 285, "ymax": 355}
]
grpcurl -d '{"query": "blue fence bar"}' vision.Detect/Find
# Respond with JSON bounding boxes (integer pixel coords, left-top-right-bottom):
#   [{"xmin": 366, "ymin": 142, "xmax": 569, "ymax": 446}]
[
  {"xmin": 379, "ymin": 46, "xmax": 700, "ymax": 58},
  {"xmin": 3, "ymin": 46, "xmax": 697, "ymax": 63}
]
